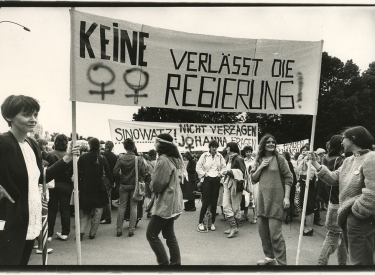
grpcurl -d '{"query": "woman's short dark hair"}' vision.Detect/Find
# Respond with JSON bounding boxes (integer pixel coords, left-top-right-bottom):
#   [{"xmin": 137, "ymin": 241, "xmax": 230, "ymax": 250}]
[
  {"xmin": 208, "ymin": 140, "xmax": 219, "ymax": 149},
  {"xmin": 243, "ymin": 145, "xmax": 253, "ymax": 153},
  {"xmin": 328, "ymin": 135, "xmax": 343, "ymax": 157},
  {"xmin": 148, "ymin": 149, "xmax": 156, "ymax": 160},
  {"xmin": 89, "ymin": 137, "xmax": 100, "ymax": 151},
  {"xmin": 184, "ymin": 151, "xmax": 193, "ymax": 161},
  {"xmin": 241, "ymin": 145, "xmax": 253, "ymax": 157},
  {"xmin": 54, "ymin": 134, "xmax": 68, "ymax": 151},
  {"xmin": 1, "ymin": 95, "xmax": 40, "ymax": 127},
  {"xmin": 123, "ymin": 138, "xmax": 135, "ymax": 151},
  {"xmin": 226, "ymin": 142, "xmax": 240, "ymax": 154},
  {"xmin": 299, "ymin": 145, "xmax": 308, "ymax": 153},
  {"xmin": 343, "ymin": 126, "xmax": 374, "ymax": 150},
  {"xmin": 282, "ymin": 151, "xmax": 291, "ymax": 162},
  {"xmin": 105, "ymin": 141, "xmax": 114, "ymax": 151},
  {"xmin": 156, "ymin": 133, "xmax": 180, "ymax": 158}
]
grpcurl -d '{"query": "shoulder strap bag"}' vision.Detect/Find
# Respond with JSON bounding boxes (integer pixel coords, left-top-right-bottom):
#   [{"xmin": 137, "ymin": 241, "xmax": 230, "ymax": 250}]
[
  {"xmin": 100, "ymin": 156, "xmax": 112, "ymax": 192},
  {"xmin": 133, "ymin": 156, "xmax": 145, "ymax": 201}
]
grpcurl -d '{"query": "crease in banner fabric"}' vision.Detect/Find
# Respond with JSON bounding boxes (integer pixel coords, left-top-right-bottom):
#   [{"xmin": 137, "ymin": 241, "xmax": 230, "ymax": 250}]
[{"xmin": 70, "ymin": 10, "xmax": 322, "ymax": 115}]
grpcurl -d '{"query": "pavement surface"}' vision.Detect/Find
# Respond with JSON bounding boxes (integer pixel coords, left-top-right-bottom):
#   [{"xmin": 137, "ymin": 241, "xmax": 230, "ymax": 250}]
[{"xmin": 28, "ymin": 198, "xmax": 338, "ymax": 266}]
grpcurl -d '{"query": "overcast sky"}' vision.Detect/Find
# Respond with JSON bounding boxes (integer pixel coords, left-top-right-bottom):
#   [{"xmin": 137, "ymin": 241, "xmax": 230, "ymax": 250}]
[{"xmin": 1, "ymin": 6, "xmax": 374, "ymax": 141}]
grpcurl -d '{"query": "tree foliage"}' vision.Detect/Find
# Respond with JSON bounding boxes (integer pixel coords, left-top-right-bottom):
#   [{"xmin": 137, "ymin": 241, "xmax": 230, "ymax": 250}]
[{"xmin": 133, "ymin": 51, "xmax": 375, "ymax": 150}]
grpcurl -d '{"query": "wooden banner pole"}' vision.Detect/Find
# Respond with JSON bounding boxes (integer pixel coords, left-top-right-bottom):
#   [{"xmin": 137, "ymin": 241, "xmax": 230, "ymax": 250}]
[
  {"xmin": 295, "ymin": 40, "xmax": 324, "ymax": 265},
  {"xmin": 70, "ymin": 7, "xmax": 82, "ymax": 265}
]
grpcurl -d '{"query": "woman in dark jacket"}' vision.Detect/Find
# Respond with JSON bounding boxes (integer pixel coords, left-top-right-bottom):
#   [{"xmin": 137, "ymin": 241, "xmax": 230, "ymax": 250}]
[
  {"xmin": 46, "ymin": 134, "xmax": 73, "ymax": 241},
  {"xmin": 282, "ymin": 151, "xmax": 298, "ymax": 224},
  {"xmin": 78, "ymin": 137, "xmax": 111, "ymax": 240},
  {"xmin": 222, "ymin": 142, "xmax": 246, "ymax": 238},
  {"xmin": 182, "ymin": 151, "xmax": 198, "ymax": 211},
  {"xmin": 0, "ymin": 95, "xmax": 78, "ymax": 265}
]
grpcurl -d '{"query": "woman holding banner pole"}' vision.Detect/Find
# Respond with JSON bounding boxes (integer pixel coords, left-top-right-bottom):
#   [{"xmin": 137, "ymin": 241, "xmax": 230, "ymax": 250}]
[
  {"xmin": 0, "ymin": 95, "xmax": 79, "ymax": 265},
  {"xmin": 308, "ymin": 126, "xmax": 375, "ymax": 265}
]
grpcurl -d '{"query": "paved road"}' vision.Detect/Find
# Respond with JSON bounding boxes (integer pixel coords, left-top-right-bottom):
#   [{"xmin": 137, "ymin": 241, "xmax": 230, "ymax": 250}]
[{"xmin": 28, "ymin": 199, "xmax": 337, "ymax": 266}]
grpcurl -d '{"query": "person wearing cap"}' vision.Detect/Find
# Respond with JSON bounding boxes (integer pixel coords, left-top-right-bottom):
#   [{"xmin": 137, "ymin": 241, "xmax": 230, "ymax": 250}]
[
  {"xmin": 146, "ymin": 133, "xmax": 184, "ymax": 265},
  {"xmin": 196, "ymin": 140, "xmax": 226, "ymax": 232}
]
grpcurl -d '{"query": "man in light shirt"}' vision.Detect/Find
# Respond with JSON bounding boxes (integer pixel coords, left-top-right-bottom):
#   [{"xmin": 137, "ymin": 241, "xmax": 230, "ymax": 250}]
[{"xmin": 196, "ymin": 140, "xmax": 226, "ymax": 232}]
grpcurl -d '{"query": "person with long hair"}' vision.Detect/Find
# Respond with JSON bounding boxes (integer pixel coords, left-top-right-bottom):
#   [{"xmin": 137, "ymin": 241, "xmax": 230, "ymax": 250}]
[
  {"xmin": 309, "ymin": 126, "xmax": 375, "ymax": 265},
  {"xmin": 317, "ymin": 134, "xmax": 347, "ymax": 265},
  {"xmin": 281, "ymin": 151, "xmax": 298, "ymax": 224},
  {"xmin": 37, "ymin": 138, "xmax": 49, "ymax": 162},
  {"xmin": 146, "ymin": 133, "xmax": 184, "ymax": 265},
  {"xmin": 100, "ymin": 141, "xmax": 118, "ymax": 224},
  {"xmin": 46, "ymin": 134, "xmax": 73, "ymax": 241},
  {"xmin": 182, "ymin": 151, "xmax": 198, "ymax": 211},
  {"xmin": 113, "ymin": 138, "xmax": 145, "ymax": 237},
  {"xmin": 222, "ymin": 142, "xmax": 246, "ymax": 238},
  {"xmin": 77, "ymin": 138, "xmax": 112, "ymax": 240},
  {"xmin": 251, "ymin": 134, "xmax": 292, "ymax": 265},
  {"xmin": 0, "ymin": 95, "xmax": 79, "ymax": 265},
  {"xmin": 196, "ymin": 140, "xmax": 226, "ymax": 232}
]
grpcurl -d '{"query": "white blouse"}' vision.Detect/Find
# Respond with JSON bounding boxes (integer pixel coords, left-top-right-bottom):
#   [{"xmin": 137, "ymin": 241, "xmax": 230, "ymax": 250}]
[{"xmin": 19, "ymin": 142, "xmax": 42, "ymax": 240}]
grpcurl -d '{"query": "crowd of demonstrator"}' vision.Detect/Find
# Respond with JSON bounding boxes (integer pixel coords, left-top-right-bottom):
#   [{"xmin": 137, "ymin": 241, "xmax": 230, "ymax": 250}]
[{"xmin": 1, "ymin": 94, "xmax": 375, "ymax": 266}]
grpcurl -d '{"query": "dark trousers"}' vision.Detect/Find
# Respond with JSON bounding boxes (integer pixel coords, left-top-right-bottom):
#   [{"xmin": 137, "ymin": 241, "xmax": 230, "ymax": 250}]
[
  {"xmin": 342, "ymin": 211, "xmax": 375, "ymax": 265},
  {"xmin": 20, "ymin": 239, "xmax": 35, "ymax": 265},
  {"xmin": 48, "ymin": 182, "xmax": 73, "ymax": 237},
  {"xmin": 199, "ymin": 176, "xmax": 220, "ymax": 224},
  {"xmin": 101, "ymin": 191, "xmax": 112, "ymax": 222},
  {"xmin": 184, "ymin": 200, "xmax": 195, "ymax": 210},
  {"xmin": 146, "ymin": 215, "xmax": 181, "ymax": 265}
]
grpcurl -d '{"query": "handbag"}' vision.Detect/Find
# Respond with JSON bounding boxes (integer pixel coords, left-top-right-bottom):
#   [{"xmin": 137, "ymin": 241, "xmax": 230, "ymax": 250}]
[
  {"xmin": 132, "ymin": 156, "xmax": 144, "ymax": 201},
  {"xmin": 324, "ymin": 157, "xmax": 342, "ymax": 232},
  {"xmin": 100, "ymin": 156, "xmax": 112, "ymax": 191}
]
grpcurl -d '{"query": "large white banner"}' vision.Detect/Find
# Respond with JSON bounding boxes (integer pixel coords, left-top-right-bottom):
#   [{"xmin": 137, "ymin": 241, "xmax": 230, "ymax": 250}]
[
  {"xmin": 70, "ymin": 10, "xmax": 322, "ymax": 115},
  {"xmin": 276, "ymin": 139, "xmax": 309, "ymax": 157},
  {"xmin": 109, "ymin": 120, "xmax": 258, "ymax": 154}
]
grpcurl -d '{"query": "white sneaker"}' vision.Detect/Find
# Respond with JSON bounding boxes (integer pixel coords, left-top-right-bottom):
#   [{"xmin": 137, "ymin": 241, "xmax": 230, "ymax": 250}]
[
  {"xmin": 209, "ymin": 224, "xmax": 216, "ymax": 231},
  {"xmin": 56, "ymin": 232, "xmax": 68, "ymax": 240},
  {"xmin": 197, "ymin": 223, "xmax": 207, "ymax": 233},
  {"xmin": 36, "ymin": 248, "xmax": 53, "ymax": 254},
  {"xmin": 256, "ymin": 258, "xmax": 278, "ymax": 265},
  {"xmin": 47, "ymin": 237, "xmax": 52, "ymax": 243}
]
